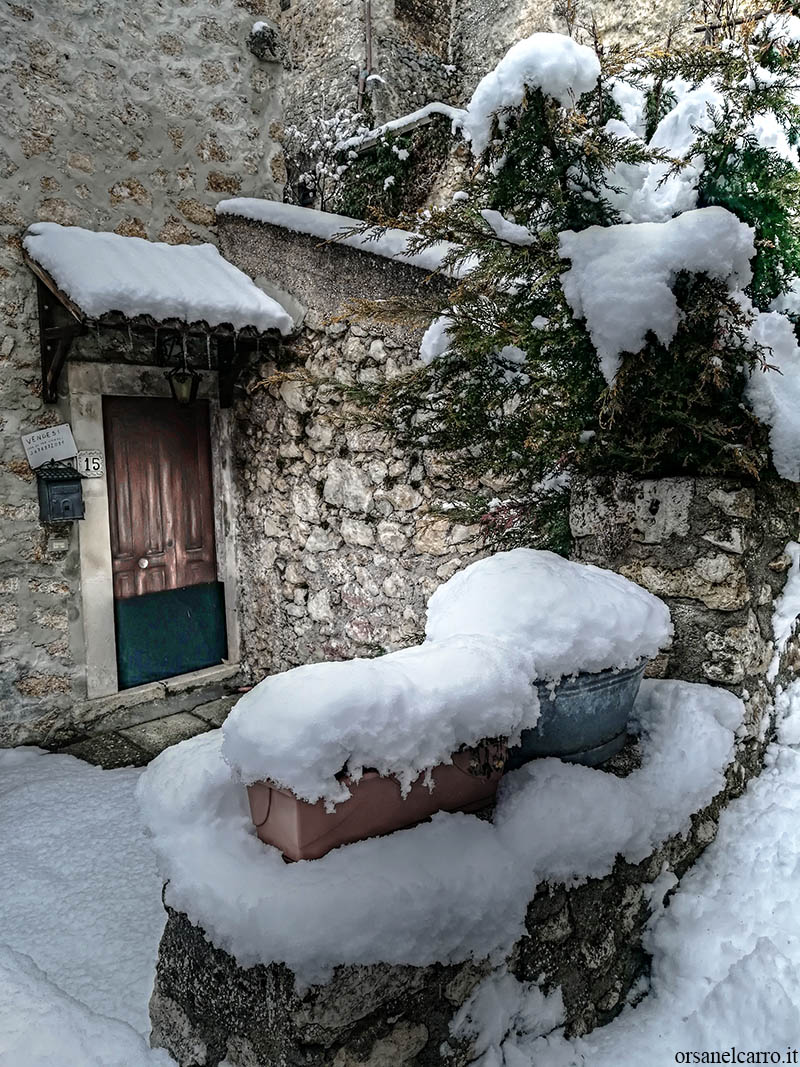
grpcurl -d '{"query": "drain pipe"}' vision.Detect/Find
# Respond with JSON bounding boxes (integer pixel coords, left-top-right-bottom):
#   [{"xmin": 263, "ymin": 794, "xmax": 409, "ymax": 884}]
[{"xmin": 356, "ymin": 0, "xmax": 374, "ymax": 113}]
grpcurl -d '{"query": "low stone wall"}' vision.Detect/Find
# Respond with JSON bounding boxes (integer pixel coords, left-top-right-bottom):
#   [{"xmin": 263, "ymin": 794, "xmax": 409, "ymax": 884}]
[
  {"xmin": 148, "ymin": 740, "xmax": 765, "ymax": 1066},
  {"xmin": 218, "ymin": 213, "xmax": 486, "ymax": 681}
]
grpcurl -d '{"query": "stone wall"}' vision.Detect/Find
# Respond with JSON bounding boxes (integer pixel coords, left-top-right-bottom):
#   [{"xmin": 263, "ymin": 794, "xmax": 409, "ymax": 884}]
[
  {"xmin": 570, "ymin": 476, "xmax": 800, "ymax": 742},
  {"xmin": 0, "ymin": 0, "xmax": 283, "ymax": 739},
  {"xmin": 265, "ymin": 0, "xmax": 457, "ymax": 152},
  {"xmin": 217, "ymin": 211, "xmax": 485, "ymax": 680}
]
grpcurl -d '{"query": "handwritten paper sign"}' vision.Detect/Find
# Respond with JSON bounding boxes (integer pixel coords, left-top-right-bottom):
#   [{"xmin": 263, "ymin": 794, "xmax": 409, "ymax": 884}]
[{"xmin": 21, "ymin": 424, "xmax": 77, "ymax": 469}]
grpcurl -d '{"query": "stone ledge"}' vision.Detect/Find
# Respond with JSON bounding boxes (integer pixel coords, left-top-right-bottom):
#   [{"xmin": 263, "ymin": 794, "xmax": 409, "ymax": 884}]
[{"xmin": 148, "ymin": 732, "xmax": 769, "ymax": 1066}]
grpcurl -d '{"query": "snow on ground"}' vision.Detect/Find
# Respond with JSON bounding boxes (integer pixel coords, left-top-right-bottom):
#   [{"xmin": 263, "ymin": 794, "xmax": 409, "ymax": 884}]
[
  {"xmin": 216, "ymin": 198, "xmax": 477, "ymax": 278},
  {"xmin": 3, "ymin": 681, "xmax": 800, "ymax": 1064},
  {"xmin": 0, "ymin": 748, "xmax": 164, "ymax": 1037},
  {"xmin": 139, "ymin": 679, "xmax": 739, "ymax": 985},
  {"xmin": 23, "ymin": 223, "xmax": 294, "ymax": 334},
  {"xmin": 558, "ymin": 207, "xmax": 756, "ymax": 385},
  {"xmin": 462, "ymin": 33, "xmax": 600, "ymax": 156},
  {"xmin": 0, "ymin": 944, "xmax": 173, "ymax": 1067}
]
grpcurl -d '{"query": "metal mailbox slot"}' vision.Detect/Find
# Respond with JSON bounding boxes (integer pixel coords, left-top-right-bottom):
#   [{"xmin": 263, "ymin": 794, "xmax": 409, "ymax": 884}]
[{"xmin": 36, "ymin": 464, "xmax": 85, "ymax": 522}]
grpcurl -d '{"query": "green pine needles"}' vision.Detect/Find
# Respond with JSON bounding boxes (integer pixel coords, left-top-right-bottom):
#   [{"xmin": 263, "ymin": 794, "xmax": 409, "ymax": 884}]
[{"xmin": 350, "ymin": 3, "xmax": 800, "ymax": 550}]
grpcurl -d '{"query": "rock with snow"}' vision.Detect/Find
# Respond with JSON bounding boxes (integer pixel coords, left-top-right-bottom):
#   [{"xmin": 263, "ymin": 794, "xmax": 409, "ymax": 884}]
[
  {"xmin": 558, "ymin": 207, "xmax": 755, "ymax": 384},
  {"xmin": 462, "ymin": 33, "xmax": 600, "ymax": 157},
  {"xmin": 23, "ymin": 223, "xmax": 294, "ymax": 335},
  {"xmin": 425, "ymin": 548, "xmax": 672, "ymax": 680},
  {"xmin": 138, "ymin": 680, "xmax": 741, "ymax": 984},
  {"xmin": 216, "ymin": 199, "xmax": 477, "ymax": 278}
]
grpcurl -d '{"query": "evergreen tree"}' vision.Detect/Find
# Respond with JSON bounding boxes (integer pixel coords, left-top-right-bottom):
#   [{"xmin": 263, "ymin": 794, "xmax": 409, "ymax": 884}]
[{"xmin": 351, "ymin": 3, "xmax": 800, "ymax": 551}]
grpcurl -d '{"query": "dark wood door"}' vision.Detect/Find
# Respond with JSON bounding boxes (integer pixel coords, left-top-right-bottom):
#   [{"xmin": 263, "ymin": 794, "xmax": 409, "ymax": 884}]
[{"xmin": 103, "ymin": 397, "xmax": 218, "ymax": 599}]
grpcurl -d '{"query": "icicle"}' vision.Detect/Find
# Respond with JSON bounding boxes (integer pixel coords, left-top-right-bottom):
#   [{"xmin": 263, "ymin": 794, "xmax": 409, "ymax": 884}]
[
  {"xmin": 182, "ymin": 331, "xmax": 188, "ymax": 365},
  {"xmin": 127, "ymin": 323, "xmax": 134, "ymax": 352},
  {"xmin": 206, "ymin": 333, "xmax": 212, "ymax": 369}
]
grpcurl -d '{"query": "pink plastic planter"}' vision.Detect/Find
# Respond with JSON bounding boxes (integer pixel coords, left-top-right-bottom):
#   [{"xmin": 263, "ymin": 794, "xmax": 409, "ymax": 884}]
[{"xmin": 247, "ymin": 746, "xmax": 506, "ymax": 861}]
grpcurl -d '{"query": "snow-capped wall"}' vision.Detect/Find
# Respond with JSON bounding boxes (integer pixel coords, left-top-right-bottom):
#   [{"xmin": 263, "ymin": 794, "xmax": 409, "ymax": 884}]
[{"xmin": 0, "ymin": 1, "xmax": 284, "ymax": 743}]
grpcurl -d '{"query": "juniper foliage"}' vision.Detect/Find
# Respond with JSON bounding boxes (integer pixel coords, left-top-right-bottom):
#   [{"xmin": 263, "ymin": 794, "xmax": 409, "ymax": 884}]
[{"xmin": 353, "ymin": 4, "xmax": 800, "ymax": 549}]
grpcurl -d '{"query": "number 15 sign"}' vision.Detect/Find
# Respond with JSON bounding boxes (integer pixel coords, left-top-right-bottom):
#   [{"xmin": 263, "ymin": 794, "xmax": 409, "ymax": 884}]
[{"xmin": 76, "ymin": 450, "xmax": 105, "ymax": 478}]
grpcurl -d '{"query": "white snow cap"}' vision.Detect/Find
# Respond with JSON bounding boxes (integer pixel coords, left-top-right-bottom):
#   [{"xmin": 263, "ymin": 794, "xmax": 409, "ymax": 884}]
[
  {"xmin": 23, "ymin": 223, "xmax": 294, "ymax": 335},
  {"xmin": 463, "ymin": 32, "xmax": 600, "ymax": 156},
  {"xmin": 559, "ymin": 207, "xmax": 756, "ymax": 384},
  {"xmin": 222, "ymin": 635, "xmax": 539, "ymax": 806},
  {"xmin": 745, "ymin": 308, "xmax": 800, "ymax": 482},
  {"xmin": 419, "ymin": 314, "xmax": 454, "ymax": 364},
  {"xmin": 425, "ymin": 548, "xmax": 672, "ymax": 679}
]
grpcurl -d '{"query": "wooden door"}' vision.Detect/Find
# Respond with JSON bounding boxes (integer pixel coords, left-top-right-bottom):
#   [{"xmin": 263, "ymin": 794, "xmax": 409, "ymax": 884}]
[
  {"xmin": 103, "ymin": 396, "xmax": 226, "ymax": 688},
  {"xmin": 104, "ymin": 397, "xmax": 217, "ymax": 598}
]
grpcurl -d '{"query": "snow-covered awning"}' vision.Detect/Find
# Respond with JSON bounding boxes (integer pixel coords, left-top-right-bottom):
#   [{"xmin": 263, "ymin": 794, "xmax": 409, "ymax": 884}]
[
  {"xmin": 23, "ymin": 223, "xmax": 294, "ymax": 336},
  {"xmin": 23, "ymin": 222, "xmax": 294, "ymax": 404}
]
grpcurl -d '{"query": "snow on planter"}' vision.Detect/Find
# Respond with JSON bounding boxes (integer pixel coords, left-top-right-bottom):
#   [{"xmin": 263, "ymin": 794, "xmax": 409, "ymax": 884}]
[
  {"xmin": 23, "ymin": 222, "xmax": 294, "ymax": 334},
  {"xmin": 221, "ymin": 634, "xmax": 539, "ymax": 807},
  {"xmin": 425, "ymin": 549, "xmax": 673, "ymax": 681},
  {"xmin": 558, "ymin": 207, "xmax": 756, "ymax": 385},
  {"xmin": 462, "ymin": 32, "xmax": 601, "ymax": 157},
  {"xmin": 137, "ymin": 680, "xmax": 743, "ymax": 983}
]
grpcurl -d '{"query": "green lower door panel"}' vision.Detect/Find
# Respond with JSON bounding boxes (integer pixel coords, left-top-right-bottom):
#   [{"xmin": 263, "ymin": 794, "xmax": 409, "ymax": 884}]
[{"xmin": 115, "ymin": 582, "xmax": 228, "ymax": 690}]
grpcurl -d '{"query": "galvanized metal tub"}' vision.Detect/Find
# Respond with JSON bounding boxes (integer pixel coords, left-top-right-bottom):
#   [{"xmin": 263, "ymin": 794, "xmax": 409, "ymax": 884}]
[{"xmin": 506, "ymin": 661, "xmax": 647, "ymax": 770}]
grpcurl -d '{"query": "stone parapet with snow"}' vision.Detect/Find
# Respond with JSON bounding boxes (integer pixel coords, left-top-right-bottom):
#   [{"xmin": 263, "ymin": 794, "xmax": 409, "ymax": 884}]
[
  {"xmin": 570, "ymin": 475, "xmax": 800, "ymax": 741},
  {"xmin": 145, "ymin": 681, "xmax": 763, "ymax": 1065}
]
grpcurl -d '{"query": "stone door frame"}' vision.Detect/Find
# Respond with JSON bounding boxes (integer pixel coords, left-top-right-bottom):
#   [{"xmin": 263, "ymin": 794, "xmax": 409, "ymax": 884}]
[{"xmin": 63, "ymin": 360, "xmax": 240, "ymax": 700}]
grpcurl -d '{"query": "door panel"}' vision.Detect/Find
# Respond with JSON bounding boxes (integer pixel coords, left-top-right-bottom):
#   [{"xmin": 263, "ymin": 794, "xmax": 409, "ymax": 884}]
[
  {"xmin": 103, "ymin": 396, "xmax": 226, "ymax": 688},
  {"xmin": 103, "ymin": 397, "xmax": 217, "ymax": 599}
]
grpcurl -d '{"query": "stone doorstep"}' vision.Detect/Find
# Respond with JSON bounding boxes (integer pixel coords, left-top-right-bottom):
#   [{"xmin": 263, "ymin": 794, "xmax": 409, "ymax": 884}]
[
  {"xmin": 58, "ymin": 688, "xmax": 241, "ymax": 770},
  {"xmin": 73, "ymin": 663, "xmax": 242, "ymax": 737}
]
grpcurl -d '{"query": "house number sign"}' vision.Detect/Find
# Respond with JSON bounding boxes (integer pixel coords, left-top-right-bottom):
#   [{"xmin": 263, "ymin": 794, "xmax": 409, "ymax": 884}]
[{"xmin": 76, "ymin": 449, "xmax": 105, "ymax": 478}]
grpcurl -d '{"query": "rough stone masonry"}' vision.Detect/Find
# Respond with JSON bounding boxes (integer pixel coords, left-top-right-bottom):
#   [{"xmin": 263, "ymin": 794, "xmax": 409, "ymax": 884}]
[{"xmin": 0, "ymin": 0, "xmax": 284, "ymax": 742}]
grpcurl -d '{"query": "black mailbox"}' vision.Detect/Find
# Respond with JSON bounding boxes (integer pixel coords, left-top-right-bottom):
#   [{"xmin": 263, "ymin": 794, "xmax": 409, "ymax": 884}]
[{"xmin": 37, "ymin": 464, "xmax": 85, "ymax": 522}]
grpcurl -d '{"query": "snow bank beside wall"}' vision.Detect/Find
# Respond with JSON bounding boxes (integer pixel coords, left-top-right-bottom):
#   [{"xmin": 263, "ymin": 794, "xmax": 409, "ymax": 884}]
[{"xmin": 217, "ymin": 211, "xmax": 487, "ymax": 681}]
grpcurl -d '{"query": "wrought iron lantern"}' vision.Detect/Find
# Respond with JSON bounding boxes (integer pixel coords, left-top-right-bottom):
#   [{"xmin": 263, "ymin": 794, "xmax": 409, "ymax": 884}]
[
  {"xmin": 163, "ymin": 334, "xmax": 202, "ymax": 405},
  {"xmin": 165, "ymin": 362, "xmax": 201, "ymax": 405}
]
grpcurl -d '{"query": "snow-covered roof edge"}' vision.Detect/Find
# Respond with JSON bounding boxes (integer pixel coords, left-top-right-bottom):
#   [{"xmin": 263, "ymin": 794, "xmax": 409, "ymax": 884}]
[
  {"xmin": 24, "ymin": 222, "xmax": 294, "ymax": 336},
  {"xmin": 216, "ymin": 198, "xmax": 476, "ymax": 279}
]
